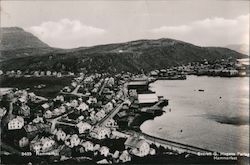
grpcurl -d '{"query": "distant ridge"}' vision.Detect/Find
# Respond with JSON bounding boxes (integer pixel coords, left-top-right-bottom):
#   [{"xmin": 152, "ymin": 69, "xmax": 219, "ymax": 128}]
[{"xmin": 0, "ymin": 27, "xmax": 247, "ymax": 73}]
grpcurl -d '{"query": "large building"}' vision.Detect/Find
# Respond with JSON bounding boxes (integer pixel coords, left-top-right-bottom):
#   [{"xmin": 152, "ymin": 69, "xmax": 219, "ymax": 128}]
[{"xmin": 127, "ymin": 80, "xmax": 149, "ymax": 93}]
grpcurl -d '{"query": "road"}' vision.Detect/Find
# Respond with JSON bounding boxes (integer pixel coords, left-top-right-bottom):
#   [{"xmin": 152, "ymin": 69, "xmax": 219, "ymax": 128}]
[
  {"xmin": 124, "ymin": 130, "xmax": 216, "ymax": 155},
  {"xmin": 97, "ymin": 101, "xmax": 125, "ymax": 127}
]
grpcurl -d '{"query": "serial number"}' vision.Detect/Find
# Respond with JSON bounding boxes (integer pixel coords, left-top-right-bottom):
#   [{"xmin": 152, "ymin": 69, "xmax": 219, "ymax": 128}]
[{"xmin": 21, "ymin": 152, "xmax": 32, "ymax": 156}]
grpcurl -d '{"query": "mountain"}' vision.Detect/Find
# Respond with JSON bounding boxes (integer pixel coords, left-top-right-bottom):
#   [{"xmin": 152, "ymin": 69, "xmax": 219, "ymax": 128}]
[
  {"xmin": 0, "ymin": 37, "xmax": 247, "ymax": 73},
  {"xmin": 226, "ymin": 44, "xmax": 249, "ymax": 55},
  {"xmin": 0, "ymin": 27, "xmax": 55, "ymax": 61}
]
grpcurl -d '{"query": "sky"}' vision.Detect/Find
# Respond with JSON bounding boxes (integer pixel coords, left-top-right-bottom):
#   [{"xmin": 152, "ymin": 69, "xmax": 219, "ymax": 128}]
[{"xmin": 1, "ymin": 0, "xmax": 249, "ymax": 49}]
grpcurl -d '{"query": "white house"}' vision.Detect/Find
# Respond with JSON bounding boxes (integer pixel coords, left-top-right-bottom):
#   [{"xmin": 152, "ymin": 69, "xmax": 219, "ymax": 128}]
[
  {"xmin": 70, "ymin": 100, "xmax": 78, "ymax": 108},
  {"xmin": 56, "ymin": 129, "xmax": 67, "ymax": 141},
  {"xmin": 99, "ymin": 146, "xmax": 110, "ymax": 157},
  {"xmin": 81, "ymin": 141, "xmax": 94, "ymax": 152},
  {"xmin": 105, "ymin": 118, "xmax": 117, "ymax": 128},
  {"xmin": 77, "ymin": 102, "xmax": 89, "ymax": 111},
  {"xmin": 95, "ymin": 109, "xmax": 106, "ymax": 121},
  {"xmin": 77, "ymin": 121, "xmax": 92, "ymax": 134},
  {"xmin": 124, "ymin": 137, "xmax": 150, "ymax": 157},
  {"xmin": 40, "ymin": 137, "xmax": 55, "ymax": 152},
  {"xmin": 44, "ymin": 110, "xmax": 53, "ymax": 119},
  {"xmin": 90, "ymin": 127, "xmax": 111, "ymax": 140},
  {"xmin": 119, "ymin": 150, "xmax": 131, "ymax": 163},
  {"xmin": 103, "ymin": 102, "xmax": 113, "ymax": 113},
  {"xmin": 87, "ymin": 96, "xmax": 97, "ymax": 104},
  {"xmin": 69, "ymin": 134, "xmax": 80, "ymax": 147},
  {"xmin": 8, "ymin": 116, "xmax": 24, "ymax": 130}
]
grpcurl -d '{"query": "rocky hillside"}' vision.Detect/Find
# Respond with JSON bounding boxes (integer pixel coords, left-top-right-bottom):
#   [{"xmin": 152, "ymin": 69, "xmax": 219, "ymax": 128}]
[
  {"xmin": 0, "ymin": 27, "xmax": 55, "ymax": 61},
  {"xmin": 0, "ymin": 27, "xmax": 247, "ymax": 73}
]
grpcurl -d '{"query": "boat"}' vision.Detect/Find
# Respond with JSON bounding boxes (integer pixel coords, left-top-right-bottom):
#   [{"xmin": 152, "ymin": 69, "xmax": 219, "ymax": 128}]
[{"xmin": 198, "ymin": 89, "xmax": 204, "ymax": 92}]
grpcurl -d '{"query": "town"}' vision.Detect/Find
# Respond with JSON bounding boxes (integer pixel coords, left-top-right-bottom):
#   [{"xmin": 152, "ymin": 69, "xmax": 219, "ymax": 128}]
[{"xmin": 0, "ymin": 58, "xmax": 249, "ymax": 164}]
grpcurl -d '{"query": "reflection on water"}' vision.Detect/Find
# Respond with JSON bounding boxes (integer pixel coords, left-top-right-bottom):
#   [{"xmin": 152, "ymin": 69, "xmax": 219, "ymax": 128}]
[{"xmin": 141, "ymin": 76, "xmax": 249, "ymax": 153}]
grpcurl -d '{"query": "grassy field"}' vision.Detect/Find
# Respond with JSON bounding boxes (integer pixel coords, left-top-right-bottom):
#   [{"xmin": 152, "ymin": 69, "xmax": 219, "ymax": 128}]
[{"xmin": 0, "ymin": 76, "xmax": 74, "ymax": 98}]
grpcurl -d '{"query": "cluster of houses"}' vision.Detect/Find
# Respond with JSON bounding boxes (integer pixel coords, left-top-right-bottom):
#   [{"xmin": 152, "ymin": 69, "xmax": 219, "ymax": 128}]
[
  {"xmin": 0, "ymin": 72, "xmax": 162, "ymax": 164},
  {"xmin": 149, "ymin": 58, "xmax": 249, "ymax": 78},
  {"xmin": 0, "ymin": 70, "xmax": 75, "ymax": 78}
]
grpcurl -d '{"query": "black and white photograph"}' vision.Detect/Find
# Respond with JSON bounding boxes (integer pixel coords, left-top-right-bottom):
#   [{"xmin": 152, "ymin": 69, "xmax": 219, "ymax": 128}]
[{"xmin": 0, "ymin": 0, "xmax": 249, "ymax": 164}]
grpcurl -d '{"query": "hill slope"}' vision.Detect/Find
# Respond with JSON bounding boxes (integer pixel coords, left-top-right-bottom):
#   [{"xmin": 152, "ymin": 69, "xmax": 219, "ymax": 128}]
[
  {"xmin": 0, "ymin": 38, "xmax": 247, "ymax": 73},
  {"xmin": 0, "ymin": 27, "xmax": 55, "ymax": 60}
]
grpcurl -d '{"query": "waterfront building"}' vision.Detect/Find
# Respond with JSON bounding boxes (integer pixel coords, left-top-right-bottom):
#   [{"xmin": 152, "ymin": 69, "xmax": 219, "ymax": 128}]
[
  {"xmin": 138, "ymin": 93, "xmax": 158, "ymax": 107},
  {"xmin": 127, "ymin": 80, "xmax": 149, "ymax": 93}
]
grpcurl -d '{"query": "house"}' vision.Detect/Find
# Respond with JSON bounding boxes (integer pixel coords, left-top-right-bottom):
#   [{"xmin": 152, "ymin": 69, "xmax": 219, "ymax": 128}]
[
  {"xmin": 33, "ymin": 116, "xmax": 44, "ymax": 123},
  {"xmin": 70, "ymin": 99, "xmax": 78, "ymax": 108},
  {"xmin": 97, "ymin": 159, "xmax": 110, "ymax": 164},
  {"xmin": 28, "ymin": 92, "xmax": 36, "ymax": 102},
  {"xmin": 8, "ymin": 116, "xmax": 24, "ymax": 130},
  {"xmin": 18, "ymin": 137, "xmax": 29, "ymax": 148},
  {"xmin": 105, "ymin": 118, "xmax": 117, "ymax": 128},
  {"xmin": 112, "ymin": 150, "xmax": 120, "ymax": 159},
  {"xmin": 90, "ymin": 127, "xmax": 111, "ymax": 140},
  {"xmin": 41, "ymin": 103, "xmax": 50, "ymax": 110},
  {"xmin": 46, "ymin": 71, "xmax": 52, "ymax": 76},
  {"xmin": 149, "ymin": 148, "xmax": 156, "ymax": 155},
  {"xmin": 77, "ymin": 102, "xmax": 89, "ymax": 111},
  {"xmin": 40, "ymin": 137, "xmax": 56, "ymax": 152},
  {"xmin": 95, "ymin": 109, "xmax": 106, "ymax": 121},
  {"xmin": 77, "ymin": 121, "xmax": 92, "ymax": 134},
  {"xmin": 87, "ymin": 96, "xmax": 97, "ymax": 104},
  {"xmin": 81, "ymin": 141, "xmax": 94, "ymax": 152},
  {"xmin": 119, "ymin": 150, "xmax": 131, "ymax": 163},
  {"xmin": 93, "ymin": 144, "xmax": 101, "ymax": 151},
  {"xmin": 18, "ymin": 104, "xmax": 30, "ymax": 117},
  {"xmin": 40, "ymin": 71, "xmax": 45, "ymax": 76},
  {"xmin": 52, "ymin": 71, "xmax": 57, "ymax": 76},
  {"xmin": 44, "ymin": 110, "xmax": 53, "ymax": 119},
  {"xmin": 30, "ymin": 136, "xmax": 56, "ymax": 153},
  {"xmin": 104, "ymin": 102, "xmax": 113, "ymax": 113},
  {"xmin": 69, "ymin": 134, "xmax": 80, "ymax": 147},
  {"xmin": 24, "ymin": 123, "xmax": 50, "ymax": 139},
  {"xmin": 57, "ymin": 72, "xmax": 62, "ymax": 77},
  {"xmin": 124, "ymin": 136, "xmax": 150, "ymax": 157},
  {"xmin": 55, "ymin": 129, "xmax": 67, "ymax": 141},
  {"xmin": 99, "ymin": 146, "xmax": 110, "ymax": 157}
]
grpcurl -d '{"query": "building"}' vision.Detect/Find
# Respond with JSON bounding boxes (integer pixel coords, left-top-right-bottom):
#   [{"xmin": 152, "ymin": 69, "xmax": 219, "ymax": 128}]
[
  {"xmin": 99, "ymin": 146, "xmax": 110, "ymax": 157},
  {"xmin": 90, "ymin": 127, "xmax": 111, "ymax": 140},
  {"xmin": 105, "ymin": 118, "xmax": 117, "ymax": 128},
  {"xmin": 95, "ymin": 109, "xmax": 106, "ymax": 121},
  {"xmin": 8, "ymin": 116, "xmax": 24, "ymax": 130},
  {"xmin": 81, "ymin": 141, "xmax": 94, "ymax": 152},
  {"xmin": 138, "ymin": 93, "xmax": 158, "ymax": 107},
  {"xmin": 119, "ymin": 150, "xmax": 131, "ymax": 163},
  {"xmin": 76, "ymin": 121, "xmax": 92, "ymax": 134},
  {"xmin": 44, "ymin": 110, "xmax": 53, "ymax": 119},
  {"xmin": 77, "ymin": 102, "xmax": 89, "ymax": 111},
  {"xmin": 127, "ymin": 80, "xmax": 149, "ymax": 93},
  {"xmin": 69, "ymin": 134, "xmax": 80, "ymax": 147},
  {"xmin": 55, "ymin": 129, "xmax": 67, "ymax": 141},
  {"xmin": 124, "ymin": 136, "xmax": 150, "ymax": 157},
  {"xmin": 18, "ymin": 137, "xmax": 29, "ymax": 148}
]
